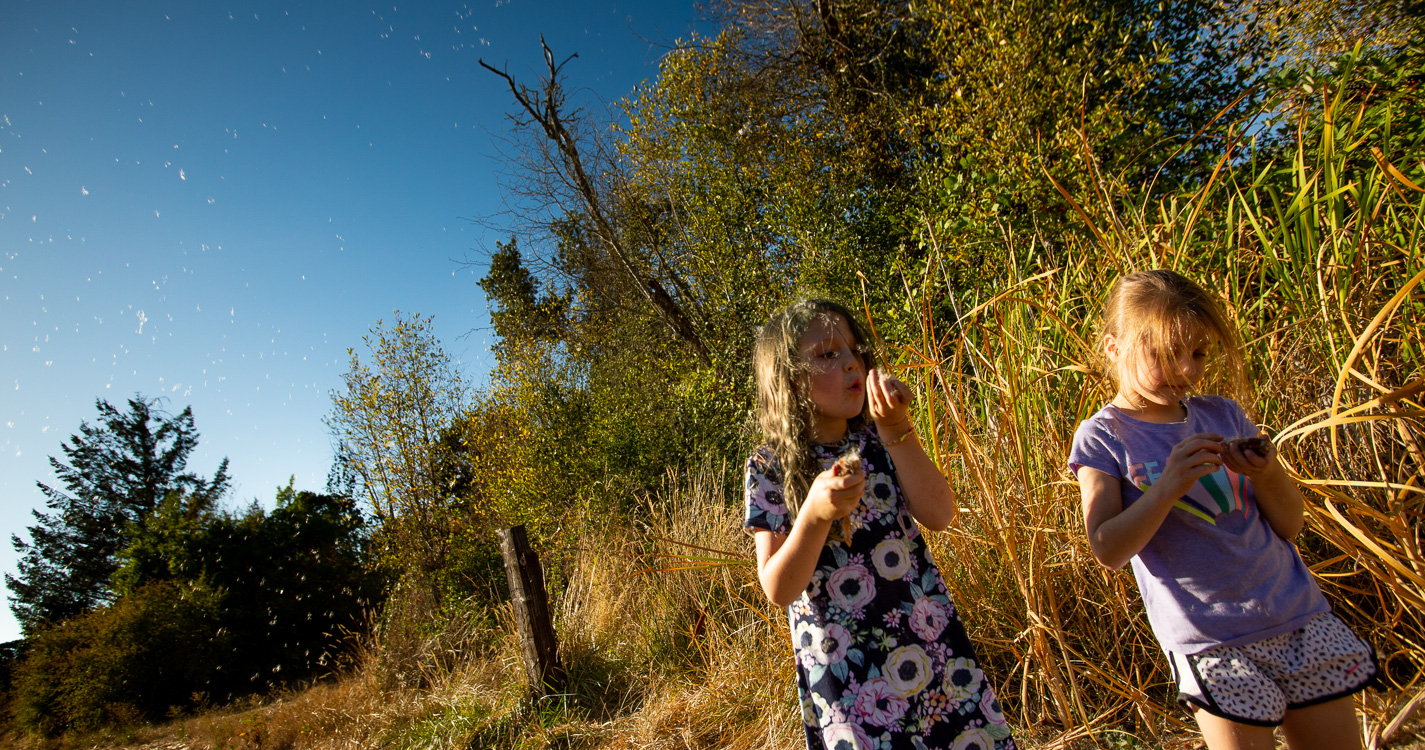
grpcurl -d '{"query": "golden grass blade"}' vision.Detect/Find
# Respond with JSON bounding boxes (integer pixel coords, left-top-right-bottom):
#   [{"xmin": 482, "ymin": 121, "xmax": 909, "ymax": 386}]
[
  {"xmin": 1382, "ymin": 686, "xmax": 1425, "ymax": 744},
  {"xmin": 1278, "ymin": 379, "xmax": 1425, "ymax": 436},
  {"xmin": 1322, "ymin": 499, "xmax": 1425, "ymax": 598},
  {"xmin": 1382, "ymin": 377, "xmax": 1425, "ymax": 405},
  {"xmin": 1295, "ymin": 477, "xmax": 1425, "ymax": 498},
  {"xmin": 633, "ymin": 563, "xmax": 744, "ymax": 574},
  {"xmin": 1278, "ymin": 410, "xmax": 1425, "ymax": 443},
  {"xmin": 1372, "ymin": 146, "xmax": 1425, "ymax": 194},
  {"xmin": 1178, "ymin": 133, "xmax": 1244, "ymax": 252},
  {"xmin": 641, "ymin": 534, "xmax": 752, "ymax": 560},
  {"xmin": 954, "ymin": 270, "xmax": 1062, "ymax": 325},
  {"xmin": 1330, "ymin": 268, "xmax": 1425, "ymax": 426},
  {"xmin": 855, "ymin": 269, "xmax": 889, "ymax": 353},
  {"xmin": 1045, "ymin": 167, "xmax": 1108, "ymax": 247}
]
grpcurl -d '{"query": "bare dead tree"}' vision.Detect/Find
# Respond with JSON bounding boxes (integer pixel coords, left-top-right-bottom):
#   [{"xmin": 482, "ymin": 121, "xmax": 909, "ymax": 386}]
[{"xmin": 480, "ymin": 39, "xmax": 712, "ymax": 365}]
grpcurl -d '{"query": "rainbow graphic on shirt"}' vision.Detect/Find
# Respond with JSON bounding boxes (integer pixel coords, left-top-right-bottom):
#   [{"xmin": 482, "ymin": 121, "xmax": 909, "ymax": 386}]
[{"xmin": 1126, "ymin": 460, "xmax": 1251, "ymax": 525}]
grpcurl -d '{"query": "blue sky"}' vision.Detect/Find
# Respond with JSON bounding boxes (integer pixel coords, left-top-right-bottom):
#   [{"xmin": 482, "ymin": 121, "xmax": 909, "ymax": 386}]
[{"xmin": 0, "ymin": 0, "xmax": 703, "ymax": 642}]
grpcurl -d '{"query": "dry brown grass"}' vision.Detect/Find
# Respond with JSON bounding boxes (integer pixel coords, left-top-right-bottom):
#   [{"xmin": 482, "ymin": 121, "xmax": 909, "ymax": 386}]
[
  {"xmin": 44, "ymin": 451, "xmax": 1423, "ymax": 748},
  {"xmin": 25, "ymin": 443, "xmax": 1421, "ymax": 748}
]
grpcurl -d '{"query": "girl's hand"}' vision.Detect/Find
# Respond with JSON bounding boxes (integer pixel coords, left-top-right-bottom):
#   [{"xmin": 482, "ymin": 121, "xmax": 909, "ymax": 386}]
[
  {"xmin": 868, "ymin": 368, "xmax": 912, "ymax": 436},
  {"xmin": 802, "ymin": 465, "xmax": 865, "ymax": 526},
  {"xmin": 1222, "ymin": 434, "xmax": 1277, "ymax": 479},
  {"xmin": 1156, "ymin": 433, "xmax": 1227, "ymax": 499}
]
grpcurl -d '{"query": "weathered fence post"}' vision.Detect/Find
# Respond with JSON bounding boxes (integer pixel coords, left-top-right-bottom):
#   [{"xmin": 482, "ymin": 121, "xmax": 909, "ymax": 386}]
[{"xmin": 497, "ymin": 525, "xmax": 565, "ymax": 695}]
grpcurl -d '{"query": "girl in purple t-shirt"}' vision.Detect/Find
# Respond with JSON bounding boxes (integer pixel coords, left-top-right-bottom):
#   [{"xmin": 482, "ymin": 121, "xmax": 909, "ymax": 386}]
[{"xmin": 1070, "ymin": 270, "xmax": 1376, "ymax": 749}]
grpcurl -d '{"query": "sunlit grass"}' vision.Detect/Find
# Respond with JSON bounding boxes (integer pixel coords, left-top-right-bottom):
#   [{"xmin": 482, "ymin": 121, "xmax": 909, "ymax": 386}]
[
  {"xmin": 882, "ymin": 59, "xmax": 1425, "ymax": 745},
  {"xmin": 57, "ymin": 50, "xmax": 1425, "ymax": 750}
]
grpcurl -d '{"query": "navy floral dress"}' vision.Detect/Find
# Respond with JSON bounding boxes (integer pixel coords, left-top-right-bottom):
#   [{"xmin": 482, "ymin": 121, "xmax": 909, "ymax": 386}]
[{"xmin": 745, "ymin": 425, "xmax": 1016, "ymax": 750}]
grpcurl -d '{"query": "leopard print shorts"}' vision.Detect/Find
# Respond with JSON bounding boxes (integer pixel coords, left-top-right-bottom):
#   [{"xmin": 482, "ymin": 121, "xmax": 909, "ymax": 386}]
[{"xmin": 1169, "ymin": 612, "xmax": 1378, "ymax": 726}]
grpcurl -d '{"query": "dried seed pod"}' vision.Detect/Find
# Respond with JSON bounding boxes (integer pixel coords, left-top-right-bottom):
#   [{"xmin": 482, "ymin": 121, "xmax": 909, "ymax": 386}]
[
  {"xmin": 1229, "ymin": 435, "xmax": 1273, "ymax": 457},
  {"xmin": 834, "ymin": 444, "xmax": 862, "ymax": 477},
  {"xmin": 830, "ymin": 445, "xmax": 862, "ymax": 544}
]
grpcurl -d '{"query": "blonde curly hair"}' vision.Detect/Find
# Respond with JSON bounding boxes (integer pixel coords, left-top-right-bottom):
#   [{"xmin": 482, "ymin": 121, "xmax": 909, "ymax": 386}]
[{"xmin": 752, "ymin": 299, "xmax": 875, "ymax": 523}]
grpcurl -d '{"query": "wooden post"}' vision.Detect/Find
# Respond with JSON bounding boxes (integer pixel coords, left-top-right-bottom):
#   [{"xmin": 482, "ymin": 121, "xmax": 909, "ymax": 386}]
[{"xmin": 497, "ymin": 525, "xmax": 565, "ymax": 695}]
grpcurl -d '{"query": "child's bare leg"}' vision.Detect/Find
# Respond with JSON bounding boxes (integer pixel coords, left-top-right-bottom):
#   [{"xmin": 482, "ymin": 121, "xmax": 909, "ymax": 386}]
[
  {"xmin": 1280, "ymin": 696, "xmax": 1363, "ymax": 750},
  {"xmin": 1195, "ymin": 709, "xmax": 1276, "ymax": 750}
]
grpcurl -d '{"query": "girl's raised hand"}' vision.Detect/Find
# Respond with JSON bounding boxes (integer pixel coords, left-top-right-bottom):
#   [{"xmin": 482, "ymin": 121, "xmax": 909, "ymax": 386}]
[
  {"xmin": 867, "ymin": 368, "xmax": 912, "ymax": 431},
  {"xmin": 802, "ymin": 465, "xmax": 865, "ymax": 526},
  {"xmin": 1157, "ymin": 433, "xmax": 1227, "ymax": 499}
]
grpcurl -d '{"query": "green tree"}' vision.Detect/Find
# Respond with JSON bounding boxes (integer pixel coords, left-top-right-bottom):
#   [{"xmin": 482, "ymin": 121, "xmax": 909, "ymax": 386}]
[
  {"xmin": 478, "ymin": 236, "xmax": 569, "ymax": 350},
  {"xmin": 327, "ymin": 313, "xmax": 470, "ymax": 606},
  {"xmin": 12, "ymin": 481, "xmax": 379, "ymax": 735},
  {"xmin": 6, "ymin": 397, "xmax": 229, "ymax": 632},
  {"xmin": 1230, "ymin": 0, "xmax": 1424, "ymax": 71},
  {"xmin": 116, "ymin": 481, "xmax": 379, "ymax": 690},
  {"xmin": 482, "ymin": 41, "xmax": 716, "ymax": 366}
]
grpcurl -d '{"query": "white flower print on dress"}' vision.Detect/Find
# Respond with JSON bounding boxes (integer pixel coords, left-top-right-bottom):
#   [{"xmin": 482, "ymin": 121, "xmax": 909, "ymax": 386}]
[
  {"xmin": 885, "ymin": 644, "xmax": 934, "ymax": 697},
  {"xmin": 944, "ymin": 656, "xmax": 985, "ymax": 701},
  {"xmin": 807, "ymin": 569, "xmax": 825, "ymax": 600},
  {"xmin": 824, "ymin": 722, "xmax": 873, "ymax": 750},
  {"xmin": 871, "ymin": 536, "xmax": 913, "ymax": 580},
  {"xmin": 812, "ymin": 690, "xmax": 847, "ymax": 727},
  {"xmin": 801, "ymin": 689, "xmax": 819, "ymax": 726},
  {"xmin": 828, "ymin": 563, "xmax": 876, "ymax": 610},
  {"xmin": 863, "ymin": 472, "xmax": 898, "ymax": 517},
  {"xmin": 815, "ymin": 622, "xmax": 851, "ymax": 665},
  {"xmin": 794, "ymin": 621, "xmax": 821, "ymax": 668}
]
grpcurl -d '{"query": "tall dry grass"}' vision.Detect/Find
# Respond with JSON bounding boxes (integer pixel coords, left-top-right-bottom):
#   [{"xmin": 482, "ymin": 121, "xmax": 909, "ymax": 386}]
[
  {"xmin": 129, "ymin": 463, "xmax": 805, "ymax": 750},
  {"xmin": 876, "ymin": 62, "xmax": 1425, "ymax": 746}
]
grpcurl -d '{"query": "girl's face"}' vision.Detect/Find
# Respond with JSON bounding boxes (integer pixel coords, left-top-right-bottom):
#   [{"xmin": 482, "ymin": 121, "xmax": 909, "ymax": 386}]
[
  {"xmin": 1107, "ymin": 327, "xmax": 1210, "ymax": 418},
  {"xmin": 798, "ymin": 313, "xmax": 866, "ymax": 443}
]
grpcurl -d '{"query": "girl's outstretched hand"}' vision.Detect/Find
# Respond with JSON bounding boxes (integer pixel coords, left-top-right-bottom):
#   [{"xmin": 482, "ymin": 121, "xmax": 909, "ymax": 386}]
[
  {"xmin": 803, "ymin": 465, "xmax": 865, "ymax": 526},
  {"xmin": 1222, "ymin": 434, "xmax": 1277, "ymax": 478},
  {"xmin": 867, "ymin": 368, "xmax": 912, "ymax": 434}
]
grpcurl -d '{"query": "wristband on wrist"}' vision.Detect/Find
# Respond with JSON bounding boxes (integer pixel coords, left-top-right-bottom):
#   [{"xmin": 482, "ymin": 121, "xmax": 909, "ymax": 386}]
[{"xmin": 886, "ymin": 424, "xmax": 916, "ymax": 446}]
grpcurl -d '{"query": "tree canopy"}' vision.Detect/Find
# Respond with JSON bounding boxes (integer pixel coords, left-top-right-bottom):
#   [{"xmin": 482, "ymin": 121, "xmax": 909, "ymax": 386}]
[{"xmin": 7, "ymin": 397, "xmax": 229, "ymax": 633}]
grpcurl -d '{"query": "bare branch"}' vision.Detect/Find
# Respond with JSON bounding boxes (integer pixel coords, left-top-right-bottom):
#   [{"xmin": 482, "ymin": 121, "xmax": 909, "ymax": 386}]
[{"xmin": 479, "ymin": 41, "xmax": 712, "ymax": 364}]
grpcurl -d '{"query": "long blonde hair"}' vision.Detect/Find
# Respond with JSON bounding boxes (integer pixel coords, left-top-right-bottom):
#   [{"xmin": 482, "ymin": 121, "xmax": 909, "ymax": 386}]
[
  {"xmin": 752, "ymin": 299, "xmax": 875, "ymax": 521},
  {"xmin": 1099, "ymin": 269, "xmax": 1245, "ymax": 402}
]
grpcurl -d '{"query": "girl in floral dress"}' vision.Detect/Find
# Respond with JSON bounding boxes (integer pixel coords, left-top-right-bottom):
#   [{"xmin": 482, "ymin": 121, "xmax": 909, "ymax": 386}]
[{"xmin": 745, "ymin": 299, "xmax": 1016, "ymax": 750}]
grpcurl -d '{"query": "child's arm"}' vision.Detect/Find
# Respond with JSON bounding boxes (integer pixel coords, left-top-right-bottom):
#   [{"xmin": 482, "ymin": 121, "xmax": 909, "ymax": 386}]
[
  {"xmin": 754, "ymin": 467, "xmax": 865, "ymax": 607},
  {"xmin": 1080, "ymin": 433, "xmax": 1226, "ymax": 570},
  {"xmin": 867, "ymin": 369, "xmax": 957, "ymax": 531},
  {"xmin": 1223, "ymin": 439, "xmax": 1305, "ymax": 540}
]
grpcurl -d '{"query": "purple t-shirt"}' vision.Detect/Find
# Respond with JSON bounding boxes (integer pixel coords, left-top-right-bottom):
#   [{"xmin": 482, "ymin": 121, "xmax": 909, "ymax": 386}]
[{"xmin": 1069, "ymin": 395, "xmax": 1328, "ymax": 655}]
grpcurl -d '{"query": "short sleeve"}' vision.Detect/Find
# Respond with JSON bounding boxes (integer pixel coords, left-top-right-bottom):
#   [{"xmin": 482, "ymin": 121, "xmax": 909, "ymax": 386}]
[
  {"xmin": 744, "ymin": 448, "xmax": 791, "ymax": 535},
  {"xmin": 1067, "ymin": 416, "xmax": 1124, "ymax": 482},
  {"xmin": 1231, "ymin": 399, "xmax": 1263, "ymax": 441}
]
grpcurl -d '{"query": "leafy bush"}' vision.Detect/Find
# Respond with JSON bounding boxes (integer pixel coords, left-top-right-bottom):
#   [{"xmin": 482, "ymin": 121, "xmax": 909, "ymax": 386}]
[
  {"xmin": 8, "ymin": 484, "xmax": 383, "ymax": 737},
  {"xmin": 117, "ymin": 484, "xmax": 384, "ymax": 695},
  {"xmin": 202, "ymin": 487, "xmax": 384, "ymax": 690},
  {"xmin": 11, "ymin": 581, "xmax": 228, "ymax": 734}
]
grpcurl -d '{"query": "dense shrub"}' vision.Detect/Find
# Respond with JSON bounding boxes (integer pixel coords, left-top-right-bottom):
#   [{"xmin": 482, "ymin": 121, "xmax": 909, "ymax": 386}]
[
  {"xmin": 117, "ymin": 485, "xmax": 384, "ymax": 695},
  {"xmin": 195, "ymin": 487, "xmax": 383, "ymax": 688},
  {"xmin": 7, "ymin": 485, "xmax": 383, "ymax": 737},
  {"xmin": 10, "ymin": 581, "xmax": 228, "ymax": 734}
]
